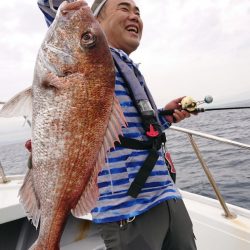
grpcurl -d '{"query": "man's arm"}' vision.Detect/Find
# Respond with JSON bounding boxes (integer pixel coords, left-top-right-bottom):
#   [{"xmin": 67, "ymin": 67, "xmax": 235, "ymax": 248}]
[{"xmin": 37, "ymin": 0, "xmax": 74, "ymax": 26}]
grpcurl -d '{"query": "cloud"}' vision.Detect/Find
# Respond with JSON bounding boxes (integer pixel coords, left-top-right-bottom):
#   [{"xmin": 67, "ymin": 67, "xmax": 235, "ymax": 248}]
[
  {"xmin": 0, "ymin": 0, "xmax": 250, "ymax": 104},
  {"xmin": 136, "ymin": 0, "xmax": 250, "ymax": 57},
  {"xmin": 0, "ymin": 1, "xmax": 48, "ymax": 100},
  {"xmin": 131, "ymin": 0, "xmax": 250, "ymax": 105}
]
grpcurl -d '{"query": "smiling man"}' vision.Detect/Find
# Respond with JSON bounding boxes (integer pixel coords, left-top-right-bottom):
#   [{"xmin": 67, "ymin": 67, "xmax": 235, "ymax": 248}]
[
  {"xmin": 94, "ymin": 0, "xmax": 143, "ymax": 55},
  {"xmin": 37, "ymin": 0, "xmax": 196, "ymax": 249}
]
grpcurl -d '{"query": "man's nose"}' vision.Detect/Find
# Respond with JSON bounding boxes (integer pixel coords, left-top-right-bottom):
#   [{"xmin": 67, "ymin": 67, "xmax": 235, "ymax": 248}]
[{"xmin": 128, "ymin": 12, "xmax": 140, "ymax": 22}]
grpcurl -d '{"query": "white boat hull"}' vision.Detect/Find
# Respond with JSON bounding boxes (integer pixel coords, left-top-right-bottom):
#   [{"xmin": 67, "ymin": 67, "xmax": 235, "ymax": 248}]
[
  {"xmin": 182, "ymin": 190, "xmax": 250, "ymax": 250},
  {"xmin": 1, "ymin": 177, "xmax": 250, "ymax": 249}
]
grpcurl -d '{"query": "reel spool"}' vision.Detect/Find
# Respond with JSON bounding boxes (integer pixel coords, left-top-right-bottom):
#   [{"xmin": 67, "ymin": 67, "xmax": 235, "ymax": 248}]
[{"xmin": 180, "ymin": 95, "xmax": 213, "ymax": 111}]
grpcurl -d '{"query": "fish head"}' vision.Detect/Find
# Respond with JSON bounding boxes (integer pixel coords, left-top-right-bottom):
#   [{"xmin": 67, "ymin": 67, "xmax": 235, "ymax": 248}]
[{"xmin": 41, "ymin": 0, "xmax": 113, "ymax": 78}]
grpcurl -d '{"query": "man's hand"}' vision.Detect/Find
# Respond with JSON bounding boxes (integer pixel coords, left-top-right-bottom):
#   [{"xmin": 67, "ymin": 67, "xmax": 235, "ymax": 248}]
[{"xmin": 163, "ymin": 97, "xmax": 191, "ymax": 123}]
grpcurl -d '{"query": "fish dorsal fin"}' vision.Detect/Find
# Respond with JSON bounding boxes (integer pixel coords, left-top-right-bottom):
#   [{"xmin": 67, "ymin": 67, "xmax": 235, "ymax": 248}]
[
  {"xmin": 19, "ymin": 170, "xmax": 41, "ymax": 229},
  {"xmin": 71, "ymin": 95, "xmax": 127, "ymax": 217},
  {"xmin": 0, "ymin": 87, "xmax": 32, "ymax": 118}
]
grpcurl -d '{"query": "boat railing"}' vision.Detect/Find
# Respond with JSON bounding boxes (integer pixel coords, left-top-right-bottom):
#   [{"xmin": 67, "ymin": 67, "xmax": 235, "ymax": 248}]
[
  {"xmin": 1, "ymin": 124, "xmax": 250, "ymax": 218},
  {"xmin": 0, "ymin": 162, "xmax": 24, "ymax": 184},
  {"xmin": 0, "ymin": 172, "xmax": 24, "ymax": 182},
  {"xmin": 0, "ymin": 161, "xmax": 9, "ymax": 183},
  {"xmin": 0, "ymin": 101, "xmax": 31, "ymax": 184},
  {"xmin": 169, "ymin": 125, "xmax": 250, "ymax": 219}
]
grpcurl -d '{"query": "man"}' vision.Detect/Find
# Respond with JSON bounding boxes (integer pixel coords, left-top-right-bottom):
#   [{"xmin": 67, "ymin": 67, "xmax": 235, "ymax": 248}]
[{"xmin": 38, "ymin": 0, "xmax": 197, "ymax": 249}]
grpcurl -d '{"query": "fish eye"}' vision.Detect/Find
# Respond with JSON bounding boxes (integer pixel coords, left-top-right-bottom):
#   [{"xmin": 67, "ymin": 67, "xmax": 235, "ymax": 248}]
[
  {"xmin": 82, "ymin": 33, "xmax": 92, "ymax": 41},
  {"xmin": 81, "ymin": 31, "xmax": 96, "ymax": 48}
]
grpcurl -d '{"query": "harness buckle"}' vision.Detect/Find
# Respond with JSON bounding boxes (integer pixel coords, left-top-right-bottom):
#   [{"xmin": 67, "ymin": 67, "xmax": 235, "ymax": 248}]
[{"xmin": 146, "ymin": 124, "xmax": 159, "ymax": 137}]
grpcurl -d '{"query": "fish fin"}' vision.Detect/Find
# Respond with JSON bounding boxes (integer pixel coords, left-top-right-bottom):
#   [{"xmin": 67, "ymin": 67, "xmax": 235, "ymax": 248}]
[
  {"xmin": 71, "ymin": 95, "xmax": 127, "ymax": 217},
  {"xmin": 19, "ymin": 170, "xmax": 41, "ymax": 229},
  {"xmin": 0, "ymin": 87, "xmax": 32, "ymax": 118},
  {"xmin": 42, "ymin": 72, "xmax": 72, "ymax": 89}
]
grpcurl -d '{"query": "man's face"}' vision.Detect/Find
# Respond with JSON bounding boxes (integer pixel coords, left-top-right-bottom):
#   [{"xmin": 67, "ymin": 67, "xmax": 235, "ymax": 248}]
[{"xmin": 98, "ymin": 0, "xmax": 143, "ymax": 55}]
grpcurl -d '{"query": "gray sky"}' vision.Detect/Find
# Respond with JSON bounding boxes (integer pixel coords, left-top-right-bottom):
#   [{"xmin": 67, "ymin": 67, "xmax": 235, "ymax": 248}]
[{"xmin": 1, "ymin": 0, "xmax": 250, "ymax": 107}]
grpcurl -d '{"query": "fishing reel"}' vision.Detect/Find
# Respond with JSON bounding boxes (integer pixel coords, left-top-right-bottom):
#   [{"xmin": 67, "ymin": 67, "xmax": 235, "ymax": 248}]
[
  {"xmin": 180, "ymin": 95, "xmax": 213, "ymax": 112},
  {"xmin": 159, "ymin": 95, "xmax": 213, "ymax": 116},
  {"xmin": 160, "ymin": 95, "xmax": 250, "ymax": 116}
]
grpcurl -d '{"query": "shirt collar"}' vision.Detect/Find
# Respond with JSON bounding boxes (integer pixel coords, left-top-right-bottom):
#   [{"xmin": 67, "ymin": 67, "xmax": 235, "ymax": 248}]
[{"xmin": 110, "ymin": 47, "xmax": 140, "ymax": 69}]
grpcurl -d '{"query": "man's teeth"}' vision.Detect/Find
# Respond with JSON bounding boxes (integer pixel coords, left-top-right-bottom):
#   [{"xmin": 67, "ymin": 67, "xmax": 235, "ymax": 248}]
[{"xmin": 127, "ymin": 27, "xmax": 138, "ymax": 33}]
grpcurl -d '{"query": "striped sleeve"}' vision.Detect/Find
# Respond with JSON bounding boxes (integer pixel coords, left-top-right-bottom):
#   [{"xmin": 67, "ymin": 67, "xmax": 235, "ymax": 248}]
[
  {"xmin": 158, "ymin": 109, "xmax": 171, "ymax": 130},
  {"xmin": 37, "ymin": 0, "xmax": 74, "ymax": 26}
]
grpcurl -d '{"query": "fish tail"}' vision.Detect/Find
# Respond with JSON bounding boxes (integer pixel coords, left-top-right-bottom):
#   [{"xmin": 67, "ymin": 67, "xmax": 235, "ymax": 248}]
[
  {"xmin": 29, "ymin": 207, "xmax": 70, "ymax": 250},
  {"xmin": 20, "ymin": 171, "xmax": 70, "ymax": 249}
]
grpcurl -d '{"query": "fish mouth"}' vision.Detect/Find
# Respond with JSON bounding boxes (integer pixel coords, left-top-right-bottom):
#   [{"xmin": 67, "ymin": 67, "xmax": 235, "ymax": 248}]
[{"xmin": 60, "ymin": 0, "xmax": 88, "ymax": 14}]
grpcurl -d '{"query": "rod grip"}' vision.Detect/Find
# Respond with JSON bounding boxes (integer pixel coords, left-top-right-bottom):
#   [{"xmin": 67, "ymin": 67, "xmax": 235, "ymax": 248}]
[
  {"xmin": 159, "ymin": 108, "xmax": 205, "ymax": 116},
  {"xmin": 159, "ymin": 109, "xmax": 175, "ymax": 116}
]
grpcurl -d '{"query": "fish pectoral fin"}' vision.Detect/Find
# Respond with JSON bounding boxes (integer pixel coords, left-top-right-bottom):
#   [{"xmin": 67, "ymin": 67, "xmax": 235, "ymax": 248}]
[
  {"xmin": 19, "ymin": 170, "xmax": 41, "ymax": 229},
  {"xmin": 42, "ymin": 72, "xmax": 75, "ymax": 90},
  {"xmin": 72, "ymin": 95, "xmax": 127, "ymax": 217},
  {"xmin": 0, "ymin": 86, "xmax": 32, "ymax": 118}
]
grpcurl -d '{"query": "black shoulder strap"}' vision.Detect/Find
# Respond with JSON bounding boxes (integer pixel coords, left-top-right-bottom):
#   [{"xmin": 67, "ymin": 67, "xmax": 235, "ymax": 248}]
[
  {"xmin": 111, "ymin": 51, "xmax": 163, "ymax": 127},
  {"xmin": 111, "ymin": 51, "xmax": 149, "ymax": 102},
  {"xmin": 111, "ymin": 51, "xmax": 169, "ymax": 198}
]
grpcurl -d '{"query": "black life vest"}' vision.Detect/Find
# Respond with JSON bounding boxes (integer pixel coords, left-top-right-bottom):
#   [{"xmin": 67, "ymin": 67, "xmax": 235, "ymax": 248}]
[{"xmin": 111, "ymin": 51, "xmax": 175, "ymax": 198}]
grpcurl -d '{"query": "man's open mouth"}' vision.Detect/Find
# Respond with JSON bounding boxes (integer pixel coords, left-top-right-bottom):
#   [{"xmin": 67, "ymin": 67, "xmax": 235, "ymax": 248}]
[{"xmin": 126, "ymin": 25, "xmax": 139, "ymax": 34}]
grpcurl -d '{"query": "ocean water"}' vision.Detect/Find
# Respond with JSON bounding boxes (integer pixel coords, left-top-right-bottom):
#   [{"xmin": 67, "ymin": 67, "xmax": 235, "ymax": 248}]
[
  {"xmin": 0, "ymin": 109, "xmax": 250, "ymax": 210},
  {"xmin": 165, "ymin": 108, "xmax": 250, "ymax": 210}
]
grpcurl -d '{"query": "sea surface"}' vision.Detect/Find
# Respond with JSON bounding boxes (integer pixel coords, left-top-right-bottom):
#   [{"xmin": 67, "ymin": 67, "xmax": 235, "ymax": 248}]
[{"xmin": 0, "ymin": 108, "xmax": 250, "ymax": 210}]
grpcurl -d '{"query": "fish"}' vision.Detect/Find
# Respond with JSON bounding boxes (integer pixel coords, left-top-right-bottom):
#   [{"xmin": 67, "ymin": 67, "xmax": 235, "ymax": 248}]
[{"xmin": 0, "ymin": 0, "xmax": 126, "ymax": 249}]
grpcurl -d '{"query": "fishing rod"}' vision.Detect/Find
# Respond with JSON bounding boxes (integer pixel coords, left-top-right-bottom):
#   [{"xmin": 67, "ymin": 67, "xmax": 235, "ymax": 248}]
[
  {"xmin": 159, "ymin": 95, "xmax": 250, "ymax": 116},
  {"xmin": 193, "ymin": 106, "xmax": 250, "ymax": 113}
]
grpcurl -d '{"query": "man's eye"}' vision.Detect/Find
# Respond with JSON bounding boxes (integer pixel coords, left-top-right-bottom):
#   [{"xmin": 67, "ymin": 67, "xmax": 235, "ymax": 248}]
[{"xmin": 120, "ymin": 7, "xmax": 129, "ymax": 12}]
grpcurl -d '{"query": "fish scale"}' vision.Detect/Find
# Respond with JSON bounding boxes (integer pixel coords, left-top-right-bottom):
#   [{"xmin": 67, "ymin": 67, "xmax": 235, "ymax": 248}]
[{"xmin": 0, "ymin": 1, "xmax": 126, "ymax": 249}]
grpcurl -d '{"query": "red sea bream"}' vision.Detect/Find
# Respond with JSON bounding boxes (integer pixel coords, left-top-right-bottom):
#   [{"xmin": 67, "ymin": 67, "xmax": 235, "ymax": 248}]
[{"xmin": 0, "ymin": 0, "xmax": 126, "ymax": 249}]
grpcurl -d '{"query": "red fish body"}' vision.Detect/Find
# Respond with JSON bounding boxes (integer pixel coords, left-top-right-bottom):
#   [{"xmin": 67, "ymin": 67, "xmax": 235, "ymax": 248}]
[{"xmin": 15, "ymin": 1, "xmax": 126, "ymax": 249}]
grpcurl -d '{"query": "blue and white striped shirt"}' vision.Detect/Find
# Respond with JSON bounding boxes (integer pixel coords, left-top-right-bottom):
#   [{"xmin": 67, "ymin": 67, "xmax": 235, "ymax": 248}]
[
  {"xmin": 91, "ymin": 48, "xmax": 181, "ymax": 223},
  {"xmin": 37, "ymin": 0, "xmax": 181, "ymax": 224}
]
